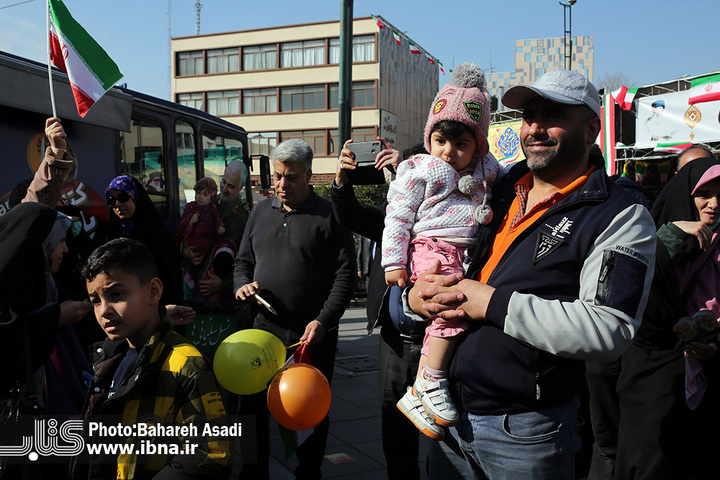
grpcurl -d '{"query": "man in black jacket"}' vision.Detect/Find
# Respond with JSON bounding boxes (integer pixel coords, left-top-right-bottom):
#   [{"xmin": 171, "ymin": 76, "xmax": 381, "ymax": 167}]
[
  {"xmin": 332, "ymin": 138, "xmax": 430, "ymax": 479},
  {"xmin": 234, "ymin": 139, "xmax": 356, "ymax": 480}
]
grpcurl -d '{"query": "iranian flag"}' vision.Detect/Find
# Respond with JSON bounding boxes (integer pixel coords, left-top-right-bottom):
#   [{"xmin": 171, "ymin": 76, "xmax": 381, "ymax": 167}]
[
  {"xmin": 426, "ymin": 55, "xmax": 435, "ymax": 65},
  {"xmin": 392, "ymin": 30, "xmax": 402, "ymax": 46},
  {"xmin": 689, "ymin": 73, "xmax": 720, "ymax": 105},
  {"xmin": 372, "ymin": 14, "xmax": 384, "ymax": 30},
  {"xmin": 610, "ymin": 85, "xmax": 638, "ymax": 111},
  {"xmin": 439, "ymin": 61, "xmax": 445, "ymax": 75},
  {"xmin": 48, "ymin": 0, "xmax": 123, "ymax": 117},
  {"xmin": 408, "ymin": 41, "xmax": 421, "ymax": 54},
  {"xmin": 654, "ymin": 142, "xmax": 693, "ymax": 154}
]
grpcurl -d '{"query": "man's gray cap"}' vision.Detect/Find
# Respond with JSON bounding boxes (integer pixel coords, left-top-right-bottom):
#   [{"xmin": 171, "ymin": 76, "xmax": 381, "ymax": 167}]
[{"xmin": 502, "ymin": 69, "xmax": 601, "ymax": 118}]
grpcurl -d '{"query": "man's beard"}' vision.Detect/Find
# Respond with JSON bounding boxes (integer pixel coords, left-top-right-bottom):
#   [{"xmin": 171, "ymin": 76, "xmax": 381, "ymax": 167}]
[{"xmin": 221, "ymin": 191, "xmax": 239, "ymax": 202}]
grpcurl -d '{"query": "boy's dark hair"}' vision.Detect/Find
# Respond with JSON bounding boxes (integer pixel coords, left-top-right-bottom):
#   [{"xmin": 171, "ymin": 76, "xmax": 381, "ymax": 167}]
[
  {"xmin": 83, "ymin": 238, "xmax": 158, "ymax": 283},
  {"xmin": 430, "ymin": 119, "xmax": 474, "ymax": 141}
]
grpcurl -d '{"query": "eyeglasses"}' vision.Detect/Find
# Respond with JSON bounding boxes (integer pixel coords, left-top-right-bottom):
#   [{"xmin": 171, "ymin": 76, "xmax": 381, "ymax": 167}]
[{"xmin": 107, "ymin": 191, "xmax": 131, "ymax": 206}]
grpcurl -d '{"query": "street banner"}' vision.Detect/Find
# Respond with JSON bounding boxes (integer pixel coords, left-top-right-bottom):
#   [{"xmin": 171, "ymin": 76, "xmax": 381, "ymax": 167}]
[
  {"xmin": 635, "ymin": 88, "xmax": 720, "ymax": 148},
  {"xmin": 488, "ymin": 120, "xmax": 525, "ymax": 167}
]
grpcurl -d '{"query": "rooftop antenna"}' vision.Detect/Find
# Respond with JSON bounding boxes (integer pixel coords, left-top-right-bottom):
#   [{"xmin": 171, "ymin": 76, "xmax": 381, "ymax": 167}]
[{"xmin": 195, "ymin": 0, "xmax": 202, "ymax": 35}]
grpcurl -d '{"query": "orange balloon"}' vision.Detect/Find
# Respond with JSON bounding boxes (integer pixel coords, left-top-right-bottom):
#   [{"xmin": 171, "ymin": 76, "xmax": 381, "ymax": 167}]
[{"xmin": 267, "ymin": 363, "xmax": 331, "ymax": 431}]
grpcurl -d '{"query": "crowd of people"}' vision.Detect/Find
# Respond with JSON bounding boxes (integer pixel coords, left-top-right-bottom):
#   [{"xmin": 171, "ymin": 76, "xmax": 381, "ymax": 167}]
[{"xmin": 1, "ymin": 65, "xmax": 719, "ymax": 480}]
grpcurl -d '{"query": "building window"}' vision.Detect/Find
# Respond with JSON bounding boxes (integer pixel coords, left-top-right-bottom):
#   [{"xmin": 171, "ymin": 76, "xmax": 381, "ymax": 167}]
[
  {"xmin": 207, "ymin": 90, "xmax": 240, "ymax": 116},
  {"xmin": 207, "ymin": 48, "xmax": 240, "ymax": 73},
  {"xmin": 177, "ymin": 92, "xmax": 204, "ymax": 110},
  {"xmin": 329, "ymin": 81, "xmax": 376, "ymax": 109},
  {"xmin": 525, "ymin": 53, "xmax": 531, "ymax": 62},
  {"xmin": 248, "ymin": 132, "xmax": 277, "ymax": 157},
  {"xmin": 243, "ymin": 44, "xmax": 277, "ymax": 70},
  {"xmin": 328, "ymin": 35, "xmax": 376, "ymax": 63},
  {"xmin": 281, "ymin": 130, "xmax": 326, "ymax": 155},
  {"xmin": 281, "ymin": 40, "xmax": 326, "ymax": 68},
  {"xmin": 280, "ymin": 85, "xmax": 325, "ymax": 112},
  {"xmin": 243, "ymin": 88, "xmax": 278, "ymax": 114},
  {"xmin": 177, "ymin": 50, "xmax": 203, "ymax": 76}
]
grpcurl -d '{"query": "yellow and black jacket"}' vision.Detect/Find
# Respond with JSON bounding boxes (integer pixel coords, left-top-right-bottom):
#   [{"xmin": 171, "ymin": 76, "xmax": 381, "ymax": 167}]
[{"xmin": 71, "ymin": 318, "xmax": 230, "ymax": 480}]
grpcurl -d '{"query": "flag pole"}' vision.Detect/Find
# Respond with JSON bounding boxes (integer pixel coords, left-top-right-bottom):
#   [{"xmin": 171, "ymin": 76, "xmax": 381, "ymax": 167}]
[{"xmin": 46, "ymin": 0, "xmax": 57, "ymax": 117}]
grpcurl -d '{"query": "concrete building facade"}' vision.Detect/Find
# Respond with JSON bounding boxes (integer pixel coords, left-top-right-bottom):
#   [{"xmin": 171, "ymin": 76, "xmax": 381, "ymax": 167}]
[
  {"xmin": 171, "ymin": 16, "xmax": 439, "ymax": 180},
  {"xmin": 487, "ymin": 36, "xmax": 594, "ymax": 101}
]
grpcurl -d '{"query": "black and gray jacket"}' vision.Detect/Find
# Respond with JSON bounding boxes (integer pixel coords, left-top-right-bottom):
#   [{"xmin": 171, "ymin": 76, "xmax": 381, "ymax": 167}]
[{"xmin": 450, "ymin": 154, "xmax": 656, "ymax": 414}]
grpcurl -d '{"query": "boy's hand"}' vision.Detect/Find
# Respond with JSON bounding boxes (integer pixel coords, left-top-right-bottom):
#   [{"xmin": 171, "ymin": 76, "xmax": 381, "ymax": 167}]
[
  {"xmin": 236, "ymin": 281, "xmax": 259, "ymax": 301},
  {"xmin": 59, "ymin": 300, "xmax": 92, "ymax": 326},
  {"xmin": 189, "ymin": 213, "xmax": 199, "ymax": 225},
  {"xmin": 45, "ymin": 117, "xmax": 67, "ymax": 153},
  {"xmin": 385, "ymin": 269, "xmax": 407, "ymax": 288},
  {"xmin": 166, "ymin": 304, "xmax": 196, "ymax": 326},
  {"xmin": 217, "ymin": 226, "xmax": 226, "ymax": 235}
]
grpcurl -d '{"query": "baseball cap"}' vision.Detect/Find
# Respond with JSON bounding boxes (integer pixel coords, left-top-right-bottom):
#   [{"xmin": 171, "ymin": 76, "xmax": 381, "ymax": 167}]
[{"xmin": 502, "ymin": 69, "xmax": 601, "ymax": 118}]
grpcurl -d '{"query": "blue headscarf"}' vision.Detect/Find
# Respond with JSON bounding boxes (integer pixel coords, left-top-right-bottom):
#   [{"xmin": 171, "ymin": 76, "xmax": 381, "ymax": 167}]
[{"xmin": 105, "ymin": 175, "xmax": 139, "ymax": 203}]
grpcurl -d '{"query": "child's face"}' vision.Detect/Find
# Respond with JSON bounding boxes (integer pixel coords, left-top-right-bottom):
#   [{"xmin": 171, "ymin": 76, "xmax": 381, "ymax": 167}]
[
  {"xmin": 430, "ymin": 130, "xmax": 477, "ymax": 173},
  {"xmin": 87, "ymin": 269, "xmax": 162, "ymax": 349},
  {"xmin": 196, "ymin": 188, "xmax": 213, "ymax": 207}
]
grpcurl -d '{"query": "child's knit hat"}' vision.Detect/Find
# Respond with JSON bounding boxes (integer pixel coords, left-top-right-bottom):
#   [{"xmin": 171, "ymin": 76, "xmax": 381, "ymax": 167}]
[{"xmin": 424, "ymin": 62, "xmax": 491, "ymax": 156}]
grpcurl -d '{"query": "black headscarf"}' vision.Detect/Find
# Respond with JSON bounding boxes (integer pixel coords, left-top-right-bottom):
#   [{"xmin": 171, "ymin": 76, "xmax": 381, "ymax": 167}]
[
  {"xmin": 651, "ymin": 156, "xmax": 720, "ymax": 227},
  {"xmin": 0, "ymin": 202, "xmax": 62, "ymax": 309}
]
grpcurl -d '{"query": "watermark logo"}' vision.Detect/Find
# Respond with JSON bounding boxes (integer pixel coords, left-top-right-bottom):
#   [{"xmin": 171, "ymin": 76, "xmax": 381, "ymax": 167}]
[{"xmin": 0, "ymin": 419, "xmax": 83, "ymax": 461}]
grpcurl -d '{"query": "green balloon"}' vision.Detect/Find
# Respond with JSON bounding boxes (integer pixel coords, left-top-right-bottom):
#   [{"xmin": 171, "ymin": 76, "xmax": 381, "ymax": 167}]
[{"xmin": 213, "ymin": 329, "xmax": 286, "ymax": 394}]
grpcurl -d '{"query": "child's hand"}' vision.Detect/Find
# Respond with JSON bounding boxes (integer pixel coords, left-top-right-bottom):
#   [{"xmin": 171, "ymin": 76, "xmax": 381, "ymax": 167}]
[
  {"xmin": 385, "ymin": 269, "xmax": 407, "ymax": 288},
  {"xmin": 217, "ymin": 226, "xmax": 226, "ymax": 235},
  {"xmin": 189, "ymin": 213, "xmax": 199, "ymax": 225}
]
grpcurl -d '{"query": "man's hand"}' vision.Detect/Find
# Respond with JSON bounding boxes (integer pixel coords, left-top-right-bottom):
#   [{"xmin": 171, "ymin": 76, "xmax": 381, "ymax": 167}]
[
  {"xmin": 336, "ymin": 139, "xmax": 358, "ymax": 187},
  {"xmin": 166, "ymin": 304, "xmax": 196, "ymax": 326},
  {"xmin": 673, "ymin": 220, "xmax": 713, "ymax": 251},
  {"xmin": 300, "ymin": 320, "xmax": 326, "ymax": 346},
  {"xmin": 408, "ymin": 261, "xmax": 465, "ymax": 319},
  {"xmin": 199, "ymin": 274, "xmax": 223, "ymax": 297},
  {"xmin": 183, "ymin": 245, "xmax": 205, "ymax": 266},
  {"xmin": 375, "ymin": 137, "xmax": 402, "ymax": 173},
  {"xmin": 235, "ymin": 281, "xmax": 259, "ymax": 301},
  {"xmin": 59, "ymin": 300, "xmax": 92, "ymax": 326}
]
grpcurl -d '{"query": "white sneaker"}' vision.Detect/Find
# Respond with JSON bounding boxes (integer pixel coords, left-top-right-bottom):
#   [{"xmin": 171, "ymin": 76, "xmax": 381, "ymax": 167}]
[
  {"xmin": 414, "ymin": 367, "xmax": 459, "ymax": 427},
  {"xmin": 397, "ymin": 386, "xmax": 445, "ymax": 440}
]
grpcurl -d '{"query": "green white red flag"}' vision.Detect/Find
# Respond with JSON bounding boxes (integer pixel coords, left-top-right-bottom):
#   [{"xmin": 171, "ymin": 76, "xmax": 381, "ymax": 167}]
[
  {"xmin": 408, "ymin": 41, "xmax": 421, "ymax": 54},
  {"xmin": 610, "ymin": 85, "xmax": 638, "ymax": 111},
  {"xmin": 689, "ymin": 73, "xmax": 720, "ymax": 105},
  {"xmin": 654, "ymin": 142, "xmax": 693, "ymax": 154},
  {"xmin": 439, "ymin": 61, "xmax": 445, "ymax": 75},
  {"xmin": 392, "ymin": 30, "xmax": 402, "ymax": 46},
  {"xmin": 371, "ymin": 14, "xmax": 384, "ymax": 29},
  {"xmin": 48, "ymin": 0, "xmax": 123, "ymax": 117}
]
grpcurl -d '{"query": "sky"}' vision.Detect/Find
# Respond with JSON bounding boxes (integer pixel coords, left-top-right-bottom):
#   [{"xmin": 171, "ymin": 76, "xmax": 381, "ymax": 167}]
[{"xmin": 1, "ymin": 0, "xmax": 718, "ymax": 101}]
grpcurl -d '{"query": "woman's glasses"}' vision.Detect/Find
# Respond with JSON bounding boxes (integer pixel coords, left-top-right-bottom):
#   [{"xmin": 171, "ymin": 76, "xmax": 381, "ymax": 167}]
[{"xmin": 106, "ymin": 191, "xmax": 131, "ymax": 206}]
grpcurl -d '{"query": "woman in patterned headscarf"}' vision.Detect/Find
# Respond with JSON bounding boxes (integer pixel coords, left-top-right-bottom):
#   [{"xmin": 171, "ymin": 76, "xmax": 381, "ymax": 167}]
[{"xmin": 95, "ymin": 175, "xmax": 182, "ymax": 304}]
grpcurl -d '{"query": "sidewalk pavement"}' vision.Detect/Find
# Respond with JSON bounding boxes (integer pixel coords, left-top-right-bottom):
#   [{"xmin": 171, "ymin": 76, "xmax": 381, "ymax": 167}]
[{"xmin": 267, "ymin": 305, "xmax": 431, "ymax": 479}]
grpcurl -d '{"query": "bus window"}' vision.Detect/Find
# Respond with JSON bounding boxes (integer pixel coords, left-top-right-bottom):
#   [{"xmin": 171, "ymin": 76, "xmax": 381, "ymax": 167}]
[
  {"xmin": 119, "ymin": 119, "xmax": 167, "ymax": 217},
  {"xmin": 176, "ymin": 120, "xmax": 198, "ymax": 214},
  {"xmin": 202, "ymin": 131, "xmax": 243, "ymax": 183}
]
